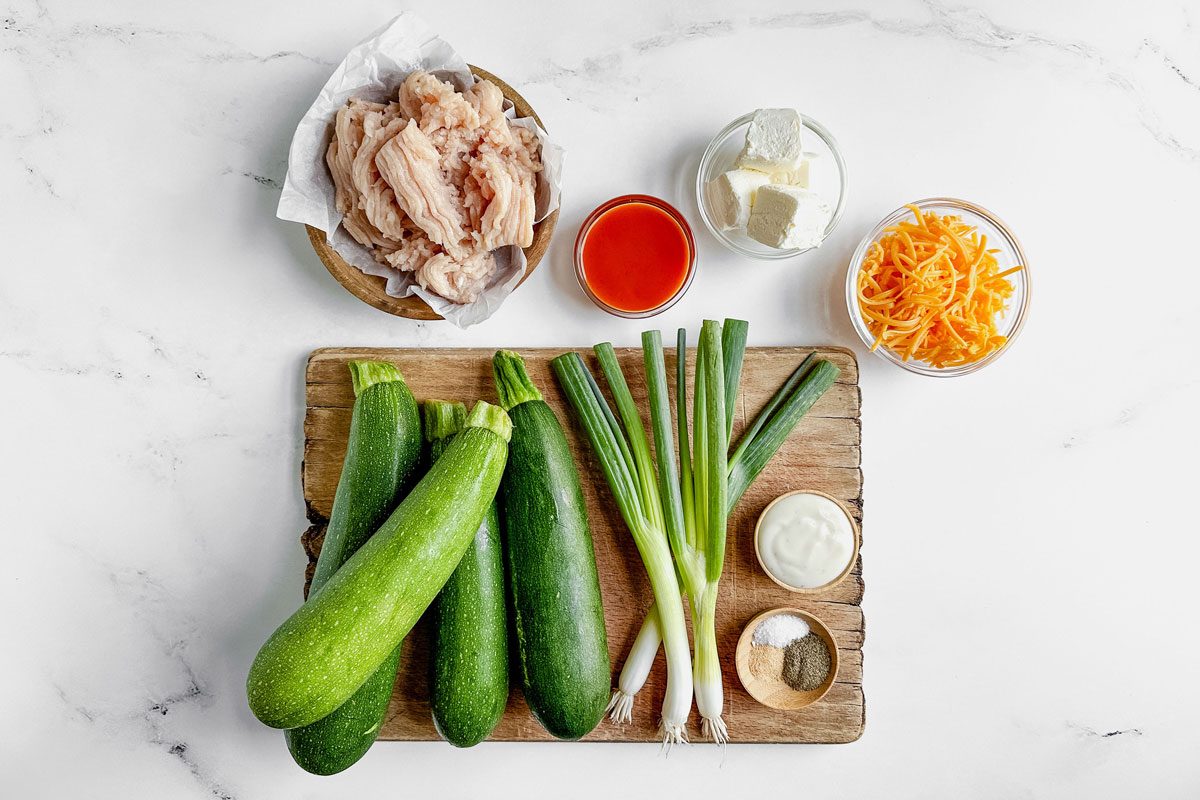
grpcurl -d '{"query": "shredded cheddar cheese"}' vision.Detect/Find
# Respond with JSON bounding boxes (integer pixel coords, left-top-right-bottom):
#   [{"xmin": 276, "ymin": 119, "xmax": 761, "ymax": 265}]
[{"xmin": 856, "ymin": 206, "xmax": 1023, "ymax": 368}]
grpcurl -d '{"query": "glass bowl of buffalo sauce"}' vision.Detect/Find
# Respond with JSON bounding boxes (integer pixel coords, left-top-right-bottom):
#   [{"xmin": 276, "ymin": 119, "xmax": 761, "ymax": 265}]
[{"xmin": 574, "ymin": 195, "xmax": 697, "ymax": 318}]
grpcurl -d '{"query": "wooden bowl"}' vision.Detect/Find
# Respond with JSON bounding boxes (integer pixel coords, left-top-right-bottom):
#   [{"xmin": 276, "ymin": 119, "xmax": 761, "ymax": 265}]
[
  {"xmin": 753, "ymin": 489, "xmax": 861, "ymax": 595},
  {"xmin": 306, "ymin": 65, "xmax": 559, "ymax": 320},
  {"xmin": 735, "ymin": 607, "xmax": 840, "ymax": 711}
]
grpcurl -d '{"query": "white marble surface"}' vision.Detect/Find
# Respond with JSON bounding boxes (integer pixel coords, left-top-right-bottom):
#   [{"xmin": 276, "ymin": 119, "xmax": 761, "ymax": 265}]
[{"xmin": 3, "ymin": 0, "xmax": 1199, "ymax": 796}]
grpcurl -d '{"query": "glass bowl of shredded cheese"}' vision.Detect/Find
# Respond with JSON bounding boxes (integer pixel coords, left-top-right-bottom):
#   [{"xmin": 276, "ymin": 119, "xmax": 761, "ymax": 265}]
[{"xmin": 845, "ymin": 198, "xmax": 1030, "ymax": 377}]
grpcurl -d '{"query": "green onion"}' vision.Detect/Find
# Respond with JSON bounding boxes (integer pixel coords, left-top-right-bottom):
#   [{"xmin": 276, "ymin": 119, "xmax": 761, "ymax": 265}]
[
  {"xmin": 606, "ymin": 335, "xmax": 840, "ymax": 741},
  {"xmin": 645, "ymin": 320, "xmax": 730, "ymax": 743},
  {"xmin": 598, "ymin": 321, "xmax": 736, "ymax": 744},
  {"xmin": 720, "ymin": 319, "xmax": 748, "ymax": 438},
  {"xmin": 727, "ymin": 355, "xmax": 840, "ymax": 505},
  {"xmin": 550, "ymin": 352, "xmax": 694, "ymax": 745}
]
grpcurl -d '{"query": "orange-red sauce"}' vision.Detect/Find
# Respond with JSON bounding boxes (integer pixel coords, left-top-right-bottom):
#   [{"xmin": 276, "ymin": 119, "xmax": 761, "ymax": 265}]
[{"xmin": 581, "ymin": 201, "xmax": 692, "ymax": 313}]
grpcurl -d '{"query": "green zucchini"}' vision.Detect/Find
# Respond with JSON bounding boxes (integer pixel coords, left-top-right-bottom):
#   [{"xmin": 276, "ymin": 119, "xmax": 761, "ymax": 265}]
[
  {"xmin": 283, "ymin": 665, "xmax": 400, "ymax": 773},
  {"xmin": 247, "ymin": 401, "xmax": 512, "ymax": 730},
  {"xmin": 492, "ymin": 351, "xmax": 610, "ymax": 741},
  {"xmin": 426, "ymin": 401, "xmax": 509, "ymax": 748},
  {"xmin": 282, "ymin": 361, "xmax": 422, "ymax": 775},
  {"xmin": 307, "ymin": 362, "xmax": 422, "ymax": 588}
]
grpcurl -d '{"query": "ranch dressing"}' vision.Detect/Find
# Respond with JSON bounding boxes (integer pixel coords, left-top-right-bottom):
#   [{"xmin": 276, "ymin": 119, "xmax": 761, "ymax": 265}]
[{"xmin": 757, "ymin": 492, "xmax": 855, "ymax": 589}]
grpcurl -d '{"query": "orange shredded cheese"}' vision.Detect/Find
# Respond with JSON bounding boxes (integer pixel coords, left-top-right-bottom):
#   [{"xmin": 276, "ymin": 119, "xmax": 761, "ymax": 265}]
[{"xmin": 856, "ymin": 206, "xmax": 1023, "ymax": 368}]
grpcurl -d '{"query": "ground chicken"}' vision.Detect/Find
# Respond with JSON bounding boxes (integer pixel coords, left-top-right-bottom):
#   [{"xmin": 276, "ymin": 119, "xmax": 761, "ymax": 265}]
[{"xmin": 326, "ymin": 70, "xmax": 542, "ymax": 304}]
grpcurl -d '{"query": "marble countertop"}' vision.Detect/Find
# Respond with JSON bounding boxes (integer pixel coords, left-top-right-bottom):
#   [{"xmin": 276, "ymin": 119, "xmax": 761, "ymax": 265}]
[{"xmin": 4, "ymin": 0, "xmax": 1198, "ymax": 796}]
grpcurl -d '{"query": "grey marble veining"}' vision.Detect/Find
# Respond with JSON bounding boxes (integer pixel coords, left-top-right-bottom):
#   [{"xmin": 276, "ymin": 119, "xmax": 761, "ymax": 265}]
[{"xmin": 2, "ymin": 0, "xmax": 1198, "ymax": 797}]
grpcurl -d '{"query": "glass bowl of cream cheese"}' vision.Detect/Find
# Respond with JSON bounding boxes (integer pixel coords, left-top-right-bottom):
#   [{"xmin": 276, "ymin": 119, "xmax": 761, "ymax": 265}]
[
  {"xmin": 753, "ymin": 490, "xmax": 860, "ymax": 593},
  {"xmin": 696, "ymin": 111, "xmax": 848, "ymax": 260}
]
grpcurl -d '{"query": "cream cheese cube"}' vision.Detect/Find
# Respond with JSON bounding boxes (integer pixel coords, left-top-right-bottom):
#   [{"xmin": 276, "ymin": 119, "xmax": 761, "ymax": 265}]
[
  {"xmin": 747, "ymin": 184, "xmax": 833, "ymax": 250},
  {"xmin": 768, "ymin": 159, "xmax": 810, "ymax": 189},
  {"xmin": 735, "ymin": 109, "xmax": 805, "ymax": 173},
  {"xmin": 706, "ymin": 169, "xmax": 771, "ymax": 231}
]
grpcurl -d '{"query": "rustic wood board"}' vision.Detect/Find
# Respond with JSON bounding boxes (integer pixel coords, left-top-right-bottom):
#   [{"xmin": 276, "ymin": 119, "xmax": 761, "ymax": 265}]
[{"xmin": 301, "ymin": 346, "xmax": 864, "ymax": 743}]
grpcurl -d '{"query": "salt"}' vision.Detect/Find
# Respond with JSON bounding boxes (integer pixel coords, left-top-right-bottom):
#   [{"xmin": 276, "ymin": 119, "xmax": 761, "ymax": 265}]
[{"xmin": 751, "ymin": 613, "xmax": 810, "ymax": 648}]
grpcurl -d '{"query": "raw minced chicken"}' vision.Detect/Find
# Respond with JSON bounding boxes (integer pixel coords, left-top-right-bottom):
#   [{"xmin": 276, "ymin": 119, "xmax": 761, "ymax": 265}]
[
  {"xmin": 376, "ymin": 121, "xmax": 471, "ymax": 258},
  {"xmin": 462, "ymin": 80, "xmax": 538, "ymax": 251},
  {"xmin": 325, "ymin": 99, "xmax": 397, "ymax": 252},
  {"xmin": 326, "ymin": 70, "xmax": 542, "ymax": 305},
  {"xmin": 417, "ymin": 250, "xmax": 497, "ymax": 304},
  {"xmin": 351, "ymin": 111, "xmax": 410, "ymax": 242}
]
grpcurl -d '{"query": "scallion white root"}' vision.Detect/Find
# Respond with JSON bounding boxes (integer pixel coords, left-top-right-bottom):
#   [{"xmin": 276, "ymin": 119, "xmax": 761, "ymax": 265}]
[
  {"xmin": 641, "ymin": 542, "xmax": 693, "ymax": 745},
  {"xmin": 607, "ymin": 605, "xmax": 661, "ymax": 724},
  {"xmin": 692, "ymin": 588, "xmax": 727, "ymax": 745}
]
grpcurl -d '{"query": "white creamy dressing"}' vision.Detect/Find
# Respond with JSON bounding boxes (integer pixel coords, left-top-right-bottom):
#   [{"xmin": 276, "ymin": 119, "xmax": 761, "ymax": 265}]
[{"xmin": 758, "ymin": 492, "xmax": 855, "ymax": 589}]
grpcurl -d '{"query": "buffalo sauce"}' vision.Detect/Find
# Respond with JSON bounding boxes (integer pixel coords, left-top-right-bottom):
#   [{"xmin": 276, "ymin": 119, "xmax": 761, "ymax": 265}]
[{"xmin": 577, "ymin": 197, "xmax": 694, "ymax": 314}]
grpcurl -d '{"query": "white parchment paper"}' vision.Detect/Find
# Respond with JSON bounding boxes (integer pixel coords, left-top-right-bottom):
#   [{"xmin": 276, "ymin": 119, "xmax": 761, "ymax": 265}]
[{"xmin": 276, "ymin": 13, "xmax": 564, "ymax": 327}]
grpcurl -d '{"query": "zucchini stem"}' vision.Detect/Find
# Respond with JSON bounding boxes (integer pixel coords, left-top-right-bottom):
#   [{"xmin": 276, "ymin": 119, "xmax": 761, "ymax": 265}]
[
  {"xmin": 348, "ymin": 360, "xmax": 404, "ymax": 397},
  {"xmin": 465, "ymin": 401, "xmax": 513, "ymax": 442},
  {"xmin": 492, "ymin": 350, "xmax": 544, "ymax": 410},
  {"xmin": 423, "ymin": 400, "xmax": 467, "ymax": 442}
]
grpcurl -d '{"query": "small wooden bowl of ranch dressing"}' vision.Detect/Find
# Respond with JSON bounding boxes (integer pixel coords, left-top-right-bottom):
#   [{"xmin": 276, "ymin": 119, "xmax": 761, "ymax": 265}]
[{"xmin": 753, "ymin": 490, "xmax": 860, "ymax": 594}]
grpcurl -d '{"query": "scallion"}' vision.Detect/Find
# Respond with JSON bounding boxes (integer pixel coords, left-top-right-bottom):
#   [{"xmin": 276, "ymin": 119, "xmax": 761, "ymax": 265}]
[
  {"xmin": 603, "ymin": 337, "xmax": 841, "ymax": 741},
  {"xmin": 550, "ymin": 352, "xmax": 694, "ymax": 745}
]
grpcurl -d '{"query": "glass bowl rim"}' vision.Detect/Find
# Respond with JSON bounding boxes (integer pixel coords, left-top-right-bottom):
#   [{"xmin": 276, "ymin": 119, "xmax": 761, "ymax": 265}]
[
  {"xmin": 695, "ymin": 111, "xmax": 849, "ymax": 260},
  {"xmin": 844, "ymin": 197, "xmax": 1032, "ymax": 378},
  {"xmin": 573, "ymin": 193, "xmax": 698, "ymax": 319}
]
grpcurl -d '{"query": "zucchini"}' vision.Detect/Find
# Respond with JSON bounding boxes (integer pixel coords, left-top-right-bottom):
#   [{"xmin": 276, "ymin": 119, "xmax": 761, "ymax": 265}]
[
  {"xmin": 283, "ymin": 361, "xmax": 422, "ymax": 775},
  {"xmin": 307, "ymin": 362, "xmax": 422, "ymax": 588},
  {"xmin": 492, "ymin": 351, "xmax": 610, "ymax": 740},
  {"xmin": 426, "ymin": 401, "xmax": 509, "ymax": 747},
  {"xmin": 247, "ymin": 402, "xmax": 512, "ymax": 730},
  {"xmin": 284, "ymin": 664, "xmax": 400, "ymax": 773}
]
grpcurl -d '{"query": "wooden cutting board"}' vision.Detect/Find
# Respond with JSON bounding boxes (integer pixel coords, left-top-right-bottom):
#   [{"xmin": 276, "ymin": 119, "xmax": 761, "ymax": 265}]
[{"xmin": 301, "ymin": 346, "xmax": 864, "ymax": 744}]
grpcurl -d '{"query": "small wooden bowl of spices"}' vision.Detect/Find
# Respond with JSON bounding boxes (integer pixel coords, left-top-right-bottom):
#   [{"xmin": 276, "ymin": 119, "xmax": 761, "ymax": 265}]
[{"xmin": 735, "ymin": 607, "xmax": 839, "ymax": 711}]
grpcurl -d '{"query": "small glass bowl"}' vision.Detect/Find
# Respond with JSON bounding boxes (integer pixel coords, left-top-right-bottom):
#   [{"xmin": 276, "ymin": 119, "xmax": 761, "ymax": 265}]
[
  {"xmin": 573, "ymin": 194, "xmax": 697, "ymax": 318},
  {"xmin": 695, "ymin": 112, "xmax": 848, "ymax": 259},
  {"xmin": 845, "ymin": 198, "xmax": 1031, "ymax": 378}
]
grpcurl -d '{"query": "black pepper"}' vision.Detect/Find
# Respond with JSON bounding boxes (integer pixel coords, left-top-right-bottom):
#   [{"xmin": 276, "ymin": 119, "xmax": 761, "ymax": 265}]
[{"xmin": 781, "ymin": 633, "xmax": 831, "ymax": 691}]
